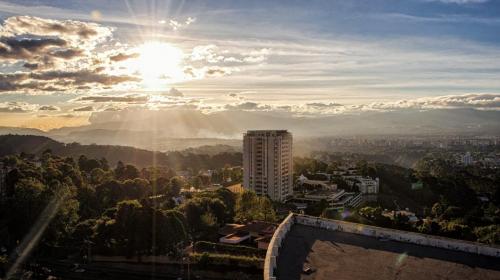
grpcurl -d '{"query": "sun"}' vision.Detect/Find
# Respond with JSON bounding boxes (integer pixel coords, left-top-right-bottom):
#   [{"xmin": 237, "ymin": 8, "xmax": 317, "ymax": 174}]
[{"xmin": 134, "ymin": 42, "xmax": 184, "ymax": 89}]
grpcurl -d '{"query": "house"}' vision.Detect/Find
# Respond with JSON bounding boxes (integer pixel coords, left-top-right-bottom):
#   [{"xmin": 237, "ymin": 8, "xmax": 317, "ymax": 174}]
[
  {"xmin": 218, "ymin": 221, "xmax": 277, "ymax": 246},
  {"xmin": 226, "ymin": 183, "xmax": 244, "ymax": 194},
  {"xmin": 219, "ymin": 231, "xmax": 251, "ymax": 244},
  {"xmin": 218, "ymin": 223, "xmax": 245, "ymax": 236},
  {"xmin": 255, "ymin": 235, "xmax": 273, "ymax": 250}
]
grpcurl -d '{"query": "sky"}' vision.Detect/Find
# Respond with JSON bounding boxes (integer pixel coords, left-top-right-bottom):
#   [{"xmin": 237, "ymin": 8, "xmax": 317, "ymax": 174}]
[{"xmin": 0, "ymin": 0, "xmax": 499, "ymax": 131}]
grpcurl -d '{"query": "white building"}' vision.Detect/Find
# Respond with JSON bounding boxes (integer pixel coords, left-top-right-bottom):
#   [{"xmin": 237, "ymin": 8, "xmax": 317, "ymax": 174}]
[
  {"xmin": 243, "ymin": 130, "xmax": 293, "ymax": 202},
  {"xmin": 344, "ymin": 175, "xmax": 379, "ymax": 194},
  {"xmin": 297, "ymin": 174, "xmax": 337, "ymax": 191},
  {"xmin": 357, "ymin": 177, "xmax": 379, "ymax": 194}
]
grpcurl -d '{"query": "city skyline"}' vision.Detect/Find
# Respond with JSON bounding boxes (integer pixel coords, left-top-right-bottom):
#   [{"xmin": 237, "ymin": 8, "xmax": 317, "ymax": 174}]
[{"xmin": 0, "ymin": 0, "xmax": 499, "ymax": 131}]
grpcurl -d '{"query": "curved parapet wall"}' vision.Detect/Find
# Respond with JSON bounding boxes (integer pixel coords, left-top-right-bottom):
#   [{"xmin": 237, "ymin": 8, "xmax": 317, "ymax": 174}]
[
  {"xmin": 263, "ymin": 213, "xmax": 294, "ymax": 280},
  {"xmin": 264, "ymin": 213, "xmax": 500, "ymax": 280}
]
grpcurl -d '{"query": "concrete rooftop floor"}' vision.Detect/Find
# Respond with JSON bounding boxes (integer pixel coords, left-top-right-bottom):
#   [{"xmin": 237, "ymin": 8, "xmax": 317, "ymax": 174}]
[{"xmin": 276, "ymin": 224, "xmax": 500, "ymax": 280}]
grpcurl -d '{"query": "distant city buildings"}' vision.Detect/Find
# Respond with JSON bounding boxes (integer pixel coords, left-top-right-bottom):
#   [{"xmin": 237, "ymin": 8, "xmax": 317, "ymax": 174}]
[
  {"xmin": 243, "ymin": 130, "xmax": 293, "ymax": 202},
  {"xmin": 462, "ymin": 152, "xmax": 473, "ymax": 166}
]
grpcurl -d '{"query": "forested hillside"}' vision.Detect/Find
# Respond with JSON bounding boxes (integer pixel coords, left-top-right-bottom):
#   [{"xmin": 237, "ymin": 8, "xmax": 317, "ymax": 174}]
[{"xmin": 0, "ymin": 135, "xmax": 242, "ymax": 170}]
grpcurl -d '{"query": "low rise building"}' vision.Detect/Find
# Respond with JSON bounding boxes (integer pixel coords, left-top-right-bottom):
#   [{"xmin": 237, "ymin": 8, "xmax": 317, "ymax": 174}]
[
  {"xmin": 343, "ymin": 175, "xmax": 379, "ymax": 194},
  {"xmin": 219, "ymin": 221, "xmax": 277, "ymax": 247},
  {"xmin": 297, "ymin": 174, "xmax": 337, "ymax": 190}
]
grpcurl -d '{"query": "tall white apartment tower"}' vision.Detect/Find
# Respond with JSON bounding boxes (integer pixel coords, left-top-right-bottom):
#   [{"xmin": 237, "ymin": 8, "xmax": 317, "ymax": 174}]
[{"xmin": 243, "ymin": 130, "xmax": 293, "ymax": 202}]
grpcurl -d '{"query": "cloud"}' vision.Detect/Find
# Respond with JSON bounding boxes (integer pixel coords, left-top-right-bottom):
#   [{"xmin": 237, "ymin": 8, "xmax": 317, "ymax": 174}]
[
  {"xmin": 0, "ymin": 37, "xmax": 67, "ymax": 60},
  {"xmin": 30, "ymin": 70, "xmax": 140, "ymax": 86},
  {"xmin": 306, "ymin": 102, "xmax": 342, "ymax": 108},
  {"xmin": 0, "ymin": 16, "xmax": 140, "ymax": 94},
  {"xmin": 183, "ymin": 65, "xmax": 237, "ymax": 79},
  {"xmin": 109, "ymin": 52, "xmax": 140, "ymax": 62},
  {"xmin": 218, "ymin": 93, "xmax": 500, "ymax": 116},
  {"xmin": 204, "ymin": 66, "xmax": 236, "ymax": 77},
  {"xmin": 191, "ymin": 44, "xmax": 223, "ymax": 63},
  {"xmin": 190, "ymin": 45, "xmax": 270, "ymax": 65},
  {"xmin": 50, "ymin": 49, "xmax": 84, "ymax": 59},
  {"xmin": 38, "ymin": 105, "xmax": 60, "ymax": 111},
  {"xmin": 0, "ymin": 70, "xmax": 140, "ymax": 92},
  {"xmin": 243, "ymin": 48, "xmax": 271, "ymax": 63},
  {"xmin": 22, "ymin": 63, "xmax": 39, "ymax": 69},
  {"xmin": 0, "ymin": 16, "xmax": 112, "ymax": 43},
  {"xmin": 185, "ymin": 17, "xmax": 196, "ymax": 25},
  {"xmin": 167, "ymin": 87, "xmax": 184, "ymax": 97},
  {"xmin": 224, "ymin": 101, "xmax": 271, "ymax": 111},
  {"xmin": 364, "ymin": 93, "xmax": 500, "ymax": 111},
  {"xmin": 72, "ymin": 105, "xmax": 94, "ymax": 112},
  {"xmin": 56, "ymin": 113, "xmax": 78, "ymax": 118},
  {"xmin": 0, "ymin": 101, "xmax": 38, "ymax": 113},
  {"xmin": 75, "ymin": 95, "xmax": 149, "ymax": 104},
  {"xmin": 162, "ymin": 17, "xmax": 196, "ymax": 30}
]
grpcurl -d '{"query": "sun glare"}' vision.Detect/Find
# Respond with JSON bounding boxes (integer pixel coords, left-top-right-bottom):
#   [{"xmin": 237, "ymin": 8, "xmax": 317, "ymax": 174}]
[{"xmin": 134, "ymin": 42, "xmax": 184, "ymax": 89}]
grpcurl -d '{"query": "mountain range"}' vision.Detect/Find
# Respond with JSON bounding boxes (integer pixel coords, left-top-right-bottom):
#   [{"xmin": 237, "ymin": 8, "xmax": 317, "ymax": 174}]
[{"xmin": 1, "ymin": 108, "xmax": 498, "ymax": 152}]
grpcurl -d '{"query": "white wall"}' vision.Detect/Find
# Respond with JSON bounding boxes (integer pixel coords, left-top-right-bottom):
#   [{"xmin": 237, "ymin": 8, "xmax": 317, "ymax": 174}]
[{"xmin": 263, "ymin": 213, "xmax": 294, "ymax": 280}]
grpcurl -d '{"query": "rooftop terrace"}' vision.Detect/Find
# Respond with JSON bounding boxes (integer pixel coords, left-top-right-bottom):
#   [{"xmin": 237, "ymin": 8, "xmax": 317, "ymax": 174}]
[
  {"xmin": 277, "ymin": 224, "xmax": 500, "ymax": 279},
  {"xmin": 264, "ymin": 214, "xmax": 500, "ymax": 280}
]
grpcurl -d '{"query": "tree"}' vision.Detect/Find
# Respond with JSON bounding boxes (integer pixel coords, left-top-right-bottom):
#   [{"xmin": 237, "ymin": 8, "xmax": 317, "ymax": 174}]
[
  {"xmin": 234, "ymin": 190, "xmax": 276, "ymax": 222},
  {"xmin": 122, "ymin": 164, "xmax": 140, "ymax": 180},
  {"xmin": 191, "ymin": 176, "xmax": 203, "ymax": 189},
  {"xmin": 90, "ymin": 168, "xmax": 108, "ymax": 185},
  {"xmin": 418, "ymin": 219, "xmax": 441, "ymax": 235},
  {"xmin": 72, "ymin": 219, "xmax": 97, "ymax": 246},
  {"xmin": 78, "ymin": 155, "xmax": 101, "ymax": 173},
  {"xmin": 356, "ymin": 160, "xmax": 369, "ymax": 177},
  {"xmin": 235, "ymin": 190, "xmax": 258, "ymax": 222},
  {"xmin": 115, "ymin": 200, "xmax": 144, "ymax": 257},
  {"xmin": 431, "ymin": 202, "xmax": 444, "ymax": 218},
  {"xmin": 199, "ymin": 212, "xmax": 218, "ymax": 240},
  {"xmin": 257, "ymin": 196, "xmax": 276, "ymax": 222},
  {"xmin": 168, "ymin": 176, "xmax": 184, "ymax": 196},
  {"xmin": 180, "ymin": 197, "xmax": 227, "ymax": 238},
  {"xmin": 114, "ymin": 161, "xmax": 125, "ymax": 180},
  {"xmin": 474, "ymin": 225, "xmax": 500, "ymax": 245},
  {"xmin": 442, "ymin": 206, "xmax": 463, "ymax": 220}
]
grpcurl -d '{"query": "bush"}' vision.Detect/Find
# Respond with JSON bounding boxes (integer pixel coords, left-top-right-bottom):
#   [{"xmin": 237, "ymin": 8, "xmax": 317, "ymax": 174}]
[
  {"xmin": 0, "ymin": 255, "xmax": 7, "ymax": 277},
  {"xmin": 190, "ymin": 252, "xmax": 262, "ymax": 268},
  {"xmin": 198, "ymin": 252, "xmax": 211, "ymax": 268},
  {"xmin": 194, "ymin": 241, "xmax": 266, "ymax": 257}
]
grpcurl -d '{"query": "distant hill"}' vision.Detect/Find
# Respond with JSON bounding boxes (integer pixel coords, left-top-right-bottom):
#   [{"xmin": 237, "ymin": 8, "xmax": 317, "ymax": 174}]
[
  {"xmin": 181, "ymin": 144, "xmax": 241, "ymax": 155},
  {"xmin": 0, "ymin": 135, "xmax": 242, "ymax": 170},
  {"xmin": 0, "ymin": 126, "xmax": 46, "ymax": 136}
]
